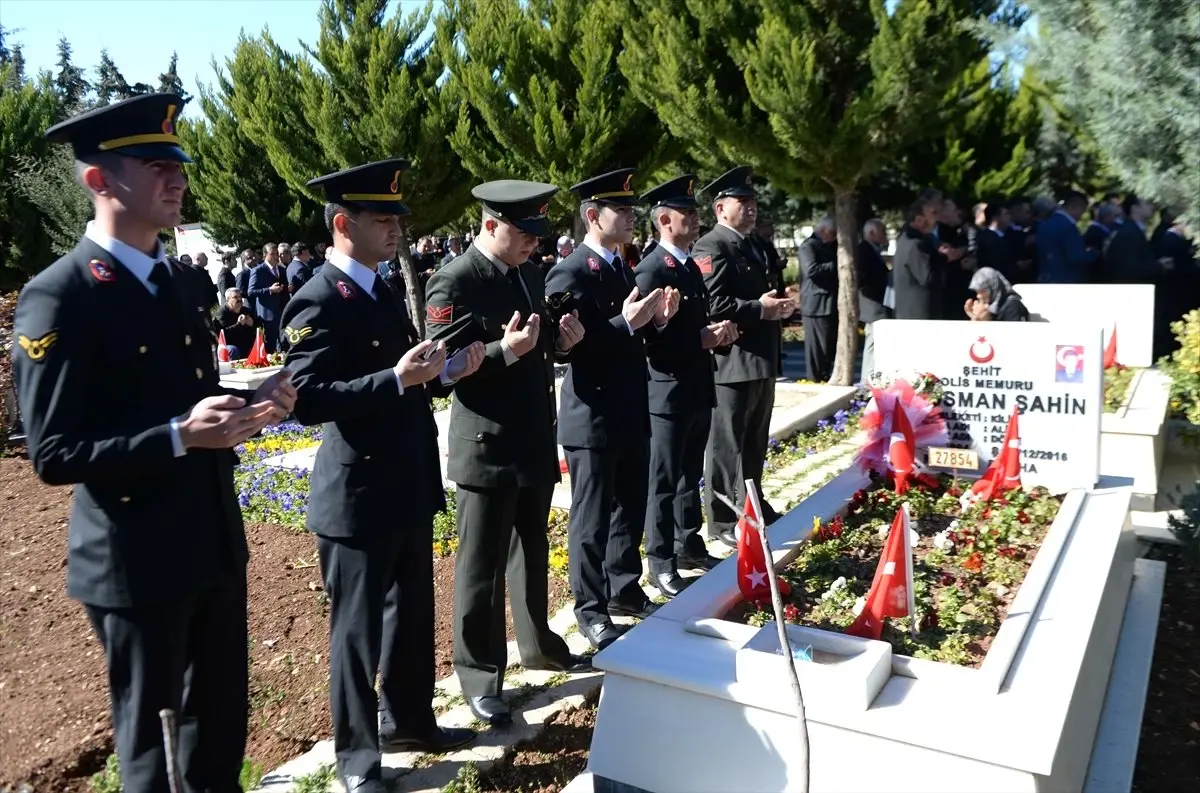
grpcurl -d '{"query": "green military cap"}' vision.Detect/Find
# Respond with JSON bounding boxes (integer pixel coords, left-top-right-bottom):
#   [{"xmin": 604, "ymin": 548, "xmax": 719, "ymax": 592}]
[
  {"xmin": 702, "ymin": 165, "xmax": 756, "ymax": 200},
  {"xmin": 45, "ymin": 93, "xmax": 192, "ymax": 163},
  {"xmin": 569, "ymin": 168, "xmax": 640, "ymax": 206},
  {"xmin": 472, "ymin": 180, "xmax": 559, "ymax": 237},
  {"xmin": 307, "ymin": 159, "xmax": 412, "ymax": 215},
  {"xmin": 640, "ymin": 173, "xmax": 700, "ymax": 210}
]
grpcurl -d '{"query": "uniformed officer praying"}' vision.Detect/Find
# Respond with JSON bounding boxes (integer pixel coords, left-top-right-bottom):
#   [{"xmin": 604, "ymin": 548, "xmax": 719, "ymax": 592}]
[
  {"xmin": 281, "ymin": 159, "xmax": 484, "ymax": 793},
  {"xmin": 12, "ymin": 93, "xmax": 297, "ymax": 793}
]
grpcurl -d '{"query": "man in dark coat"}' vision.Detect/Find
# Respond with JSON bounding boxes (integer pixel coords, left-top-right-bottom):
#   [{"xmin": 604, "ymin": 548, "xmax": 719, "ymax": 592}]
[
  {"xmin": 634, "ymin": 174, "xmax": 737, "ymax": 596},
  {"xmin": 423, "ymin": 180, "xmax": 591, "ymax": 728},
  {"xmin": 216, "ymin": 287, "xmax": 257, "ymax": 357},
  {"xmin": 798, "ymin": 216, "xmax": 838, "ymax": 382},
  {"xmin": 13, "ymin": 93, "xmax": 296, "ymax": 793},
  {"xmin": 544, "ymin": 168, "xmax": 669, "ymax": 651},
  {"xmin": 694, "ymin": 166, "xmax": 796, "ymax": 546},
  {"xmin": 1035, "ymin": 191, "xmax": 1097, "ymax": 283},
  {"xmin": 892, "ymin": 193, "xmax": 942, "ymax": 320},
  {"xmin": 975, "ymin": 203, "xmax": 1017, "ymax": 282},
  {"xmin": 286, "ymin": 241, "xmax": 316, "ymax": 295},
  {"xmin": 282, "ymin": 160, "xmax": 481, "ymax": 791},
  {"xmin": 248, "ymin": 242, "xmax": 290, "ymax": 351},
  {"xmin": 856, "ymin": 218, "xmax": 890, "ymax": 382}
]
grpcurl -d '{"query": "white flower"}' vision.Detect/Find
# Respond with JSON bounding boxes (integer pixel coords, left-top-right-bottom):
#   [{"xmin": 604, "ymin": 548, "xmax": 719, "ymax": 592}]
[
  {"xmin": 909, "ymin": 529, "xmax": 920, "ymax": 546},
  {"xmin": 820, "ymin": 576, "xmax": 848, "ymax": 601},
  {"xmin": 852, "ymin": 596, "xmax": 866, "ymax": 616},
  {"xmin": 877, "ymin": 523, "xmax": 890, "ymax": 539},
  {"xmin": 949, "ymin": 520, "xmax": 960, "ymax": 530},
  {"xmin": 933, "ymin": 530, "xmax": 955, "ymax": 552}
]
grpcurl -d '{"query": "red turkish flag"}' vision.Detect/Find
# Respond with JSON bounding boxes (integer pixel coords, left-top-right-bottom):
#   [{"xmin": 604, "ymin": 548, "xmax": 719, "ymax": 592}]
[
  {"xmin": 245, "ymin": 327, "xmax": 269, "ymax": 366},
  {"xmin": 217, "ymin": 329, "xmax": 231, "ymax": 362},
  {"xmin": 967, "ymin": 407, "xmax": 1022, "ymax": 503},
  {"xmin": 737, "ymin": 493, "xmax": 791, "ymax": 602},
  {"xmin": 1103, "ymin": 325, "xmax": 1121, "ymax": 370},
  {"xmin": 889, "ymin": 405, "xmax": 916, "ymax": 494},
  {"xmin": 845, "ymin": 507, "xmax": 913, "ymax": 640}
]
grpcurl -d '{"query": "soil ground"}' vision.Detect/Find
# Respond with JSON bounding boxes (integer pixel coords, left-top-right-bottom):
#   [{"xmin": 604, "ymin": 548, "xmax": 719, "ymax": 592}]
[{"xmin": 0, "ymin": 457, "xmax": 568, "ymax": 790}]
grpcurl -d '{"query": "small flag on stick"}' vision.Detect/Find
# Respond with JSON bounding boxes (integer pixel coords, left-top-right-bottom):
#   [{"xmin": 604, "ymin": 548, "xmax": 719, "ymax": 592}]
[{"xmin": 845, "ymin": 504, "xmax": 917, "ymax": 640}]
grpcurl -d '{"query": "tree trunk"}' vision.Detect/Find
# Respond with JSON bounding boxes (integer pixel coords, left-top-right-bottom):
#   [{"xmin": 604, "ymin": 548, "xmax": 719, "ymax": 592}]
[
  {"xmin": 830, "ymin": 189, "xmax": 861, "ymax": 386},
  {"xmin": 397, "ymin": 223, "xmax": 426, "ymax": 338}
]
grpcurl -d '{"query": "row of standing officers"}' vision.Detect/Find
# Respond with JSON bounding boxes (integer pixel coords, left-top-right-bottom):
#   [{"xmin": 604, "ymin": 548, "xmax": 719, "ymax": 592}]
[{"xmin": 11, "ymin": 93, "xmax": 798, "ymax": 793}]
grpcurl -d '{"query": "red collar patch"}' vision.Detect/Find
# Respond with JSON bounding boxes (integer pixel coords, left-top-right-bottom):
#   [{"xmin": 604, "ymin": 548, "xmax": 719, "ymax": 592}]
[
  {"xmin": 88, "ymin": 259, "xmax": 116, "ymax": 282},
  {"xmin": 336, "ymin": 280, "xmax": 355, "ymax": 299},
  {"xmin": 587, "ymin": 256, "xmax": 600, "ymax": 272},
  {"xmin": 426, "ymin": 303, "xmax": 453, "ymax": 324},
  {"xmin": 664, "ymin": 254, "xmax": 676, "ymax": 268}
]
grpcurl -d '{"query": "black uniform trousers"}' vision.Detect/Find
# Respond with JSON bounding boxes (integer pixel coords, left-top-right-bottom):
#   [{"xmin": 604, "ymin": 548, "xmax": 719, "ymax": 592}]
[
  {"xmin": 318, "ymin": 525, "xmax": 435, "ymax": 779},
  {"xmin": 452, "ymin": 483, "xmax": 573, "ymax": 697},
  {"xmin": 564, "ymin": 437, "xmax": 650, "ymax": 628},
  {"xmin": 645, "ymin": 410, "xmax": 711, "ymax": 574},
  {"xmin": 705, "ymin": 378, "xmax": 780, "ymax": 535},
  {"xmin": 803, "ymin": 314, "xmax": 836, "ymax": 384},
  {"xmin": 85, "ymin": 572, "xmax": 248, "ymax": 793}
]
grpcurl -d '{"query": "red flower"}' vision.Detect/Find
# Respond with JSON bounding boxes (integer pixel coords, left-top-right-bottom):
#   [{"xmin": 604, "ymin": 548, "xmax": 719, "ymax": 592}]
[
  {"xmin": 1017, "ymin": 511, "xmax": 1031, "ymax": 524},
  {"xmin": 947, "ymin": 485, "xmax": 963, "ymax": 497},
  {"xmin": 783, "ymin": 603, "xmax": 801, "ymax": 622},
  {"xmin": 940, "ymin": 572, "xmax": 956, "ymax": 586},
  {"xmin": 982, "ymin": 508, "xmax": 993, "ymax": 519},
  {"xmin": 829, "ymin": 515, "xmax": 846, "ymax": 538},
  {"xmin": 997, "ymin": 547, "xmax": 1019, "ymax": 558},
  {"xmin": 963, "ymin": 552, "xmax": 984, "ymax": 573}
]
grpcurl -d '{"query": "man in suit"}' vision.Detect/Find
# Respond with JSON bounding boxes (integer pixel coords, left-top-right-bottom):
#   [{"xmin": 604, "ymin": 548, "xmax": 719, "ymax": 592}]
[
  {"xmin": 1035, "ymin": 191, "xmax": 1097, "ymax": 283},
  {"xmin": 545, "ymin": 168, "xmax": 671, "ymax": 650},
  {"xmin": 249, "ymin": 242, "xmax": 289, "ymax": 350},
  {"xmin": 1006, "ymin": 197, "xmax": 1038, "ymax": 283},
  {"xmin": 694, "ymin": 166, "xmax": 796, "ymax": 547},
  {"xmin": 798, "ymin": 216, "xmax": 838, "ymax": 383},
  {"xmin": 856, "ymin": 218, "xmax": 890, "ymax": 383},
  {"xmin": 287, "ymin": 241, "xmax": 315, "ymax": 295},
  {"xmin": 893, "ymin": 193, "xmax": 943, "ymax": 320},
  {"xmin": 975, "ymin": 203, "xmax": 1017, "ymax": 282},
  {"xmin": 634, "ymin": 175, "xmax": 738, "ymax": 596},
  {"xmin": 282, "ymin": 160, "xmax": 482, "ymax": 791},
  {"xmin": 13, "ymin": 94, "xmax": 296, "ymax": 793},
  {"xmin": 424, "ymin": 181, "xmax": 591, "ymax": 728}
]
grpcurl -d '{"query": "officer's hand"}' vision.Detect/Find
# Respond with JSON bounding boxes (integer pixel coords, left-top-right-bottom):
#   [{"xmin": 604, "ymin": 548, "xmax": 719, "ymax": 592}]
[
  {"xmin": 503, "ymin": 311, "xmax": 541, "ymax": 357},
  {"xmin": 701, "ymin": 320, "xmax": 737, "ymax": 349},
  {"xmin": 251, "ymin": 369, "xmax": 297, "ymax": 423},
  {"xmin": 655, "ymin": 287, "xmax": 680, "ymax": 325},
  {"xmin": 622, "ymin": 287, "xmax": 662, "ymax": 330},
  {"xmin": 269, "ymin": 283, "xmax": 284, "ymax": 294},
  {"xmin": 179, "ymin": 395, "xmax": 275, "ymax": 450},
  {"xmin": 556, "ymin": 310, "xmax": 585, "ymax": 352},
  {"xmin": 759, "ymin": 291, "xmax": 795, "ymax": 320},
  {"xmin": 447, "ymin": 341, "xmax": 486, "ymax": 380},
  {"xmin": 395, "ymin": 340, "xmax": 446, "ymax": 388}
]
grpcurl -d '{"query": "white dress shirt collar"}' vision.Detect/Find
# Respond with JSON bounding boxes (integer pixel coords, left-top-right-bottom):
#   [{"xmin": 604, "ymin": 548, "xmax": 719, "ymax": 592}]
[
  {"xmin": 657, "ymin": 239, "xmax": 690, "ymax": 263},
  {"xmin": 325, "ymin": 248, "xmax": 380, "ymax": 299},
  {"xmin": 582, "ymin": 237, "xmax": 617, "ymax": 264},
  {"xmin": 85, "ymin": 220, "xmax": 166, "ymax": 293}
]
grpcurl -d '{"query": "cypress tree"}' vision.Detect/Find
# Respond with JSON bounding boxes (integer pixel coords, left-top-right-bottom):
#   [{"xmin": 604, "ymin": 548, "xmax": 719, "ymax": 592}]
[
  {"xmin": 620, "ymin": 0, "xmax": 1018, "ymax": 385},
  {"xmin": 0, "ymin": 68, "xmax": 62, "ymax": 279}
]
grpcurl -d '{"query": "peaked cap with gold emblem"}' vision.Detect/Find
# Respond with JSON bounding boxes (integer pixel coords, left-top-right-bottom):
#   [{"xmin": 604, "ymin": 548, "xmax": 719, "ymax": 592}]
[
  {"xmin": 472, "ymin": 180, "xmax": 558, "ymax": 237},
  {"xmin": 44, "ymin": 93, "xmax": 192, "ymax": 163},
  {"xmin": 569, "ymin": 168, "xmax": 640, "ymax": 207},
  {"xmin": 640, "ymin": 173, "xmax": 699, "ymax": 211},
  {"xmin": 307, "ymin": 159, "xmax": 413, "ymax": 215},
  {"xmin": 702, "ymin": 165, "xmax": 756, "ymax": 200}
]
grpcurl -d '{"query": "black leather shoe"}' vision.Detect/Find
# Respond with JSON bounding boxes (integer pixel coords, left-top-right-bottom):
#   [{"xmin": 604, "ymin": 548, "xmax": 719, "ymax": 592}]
[
  {"xmin": 380, "ymin": 725, "xmax": 477, "ymax": 754},
  {"xmin": 608, "ymin": 599, "xmax": 659, "ymax": 620},
  {"xmin": 651, "ymin": 571, "xmax": 691, "ymax": 598},
  {"xmin": 708, "ymin": 528, "xmax": 738, "ymax": 548},
  {"xmin": 677, "ymin": 552, "xmax": 722, "ymax": 572},
  {"xmin": 339, "ymin": 776, "xmax": 386, "ymax": 793},
  {"xmin": 467, "ymin": 695, "xmax": 512, "ymax": 727},
  {"xmin": 525, "ymin": 654, "xmax": 593, "ymax": 673},
  {"xmin": 582, "ymin": 621, "xmax": 627, "ymax": 651}
]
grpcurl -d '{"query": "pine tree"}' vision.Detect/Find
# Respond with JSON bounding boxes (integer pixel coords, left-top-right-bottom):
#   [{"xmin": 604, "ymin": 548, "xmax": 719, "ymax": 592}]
[
  {"xmin": 438, "ymin": 0, "xmax": 670, "ymax": 239},
  {"xmin": 620, "ymin": 0, "xmax": 1017, "ymax": 385},
  {"xmin": 177, "ymin": 60, "xmax": 325, "ymax": 249},
  {"xmin": 157, "ymin": 51, "xmax": 188, "ymax": 100},
  {"xmin": 52, "ymin": 36, "xmax": 89, "ymax": 111},
  {"xmin": 95, "ymin": 50, "xmax": 133, "ymax": 107},
  {"xmin": 1026, "ymin": 0, "xmax": 1199, "ymax": 216},
  {"xmin": 12, "ymin": 144, "xmax": 94, "ymax": 264},
  {"xmin": 0, "ymin": 67, "xmax": 63, "ymax": 280},
  {"xmin": 224, "ymin": 0, "xmax": 476, "ymax": 331}
]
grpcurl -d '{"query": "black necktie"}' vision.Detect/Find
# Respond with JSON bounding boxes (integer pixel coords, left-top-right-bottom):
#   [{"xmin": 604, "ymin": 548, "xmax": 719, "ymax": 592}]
[
  {"xmin": 611, "ymin": 256, "xmax": 629, "ymax": 287},
  {"xmin": 149, "ymin": 260, "xmax": 176, "ymax": 307},
  {"xmin": 506, "ymin": 267, "xmax": 530, "ymax": 313}
]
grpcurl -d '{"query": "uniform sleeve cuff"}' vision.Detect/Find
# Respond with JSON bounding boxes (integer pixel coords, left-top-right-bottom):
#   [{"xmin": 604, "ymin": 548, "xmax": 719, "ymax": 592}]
[
  {"xmin": 500, "ymin": 338, "xmax": 519, "ymax": 365},
  {"xmin": 394, "ymin": 372, "xmax": 405, "ymax": 395},
  {"xmin": 169, "ymin": 418, "xmax": 187, "ymax": 457}
]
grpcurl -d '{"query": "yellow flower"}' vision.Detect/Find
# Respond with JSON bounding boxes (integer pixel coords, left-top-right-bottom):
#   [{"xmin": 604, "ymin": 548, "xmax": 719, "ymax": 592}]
[{"xmin": 548, "ymin": 547, "xmax": 569, "ymax": 572}]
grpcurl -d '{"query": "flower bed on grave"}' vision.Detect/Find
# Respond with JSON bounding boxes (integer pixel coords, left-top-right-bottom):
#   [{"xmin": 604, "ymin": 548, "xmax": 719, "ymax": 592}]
[
  {"xmin": 231, "ymin": 352, "xmax": 285, "ymax": 370},
  {"xmin": 1104, "ymin": 365, "xmax": 1136, "ymax": 412},
  {"xmin": 725, "ymin": 373, "xmax": 1064, "ymax": 667}
]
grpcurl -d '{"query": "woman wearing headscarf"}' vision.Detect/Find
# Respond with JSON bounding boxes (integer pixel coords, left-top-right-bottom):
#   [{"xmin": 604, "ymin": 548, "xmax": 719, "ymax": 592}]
[{"xmin": 964, "ymin": 266, "xmax": 1030, "ymax": 322}]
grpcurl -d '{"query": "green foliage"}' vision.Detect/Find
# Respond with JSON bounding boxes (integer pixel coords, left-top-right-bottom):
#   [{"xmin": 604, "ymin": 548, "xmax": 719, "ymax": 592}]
[
  {"xmin": 1160, "ymin": 309, "xmax": 1200, "ymax": 424},
  {"xmin": 94, "ymin": 49, "xmax": 154, "ymax": 107},
  {"xmin": 12, "ymin": 144, "xmax": 93, "ymax": 262},
  {"xmin": 293, "ymin": 763, "xmax": 336, "ymax": 793},
  {"xmin": 1027, "ymin": 0, "xmax": 1200, "ymax": 217},
  {"xmin": 0, "ymin": 67, "xmax": 62, "ymax": 281},
  {"xmin": 178, "ymin": 46, "xmax": 326, "ymax": 249},
  {"xmin": 53, "ymin": 36, "xmax": 89, "ymax": 111},
  {"xmin": 439, "ymin": 0, "xmax": 671, "ymax": 234},
  {"xmin": 157, "ymin": 52, "xmax": 188, "ymax": 100},
  {"xmin": 90, "ymin": 754, "xmax": 122, "ymax": 793},
  {"xmin": 240, "ymin": 757, "xmax": 265, "ymax": 791}
]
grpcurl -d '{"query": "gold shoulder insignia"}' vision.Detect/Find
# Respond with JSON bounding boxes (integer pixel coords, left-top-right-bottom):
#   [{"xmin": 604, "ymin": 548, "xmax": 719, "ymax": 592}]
[
  {"xmin": 18, "ymin": 331, "xmax": 59, "ymax": 362},
  {"xmin": 284, "ymin": 325, "xmax": 314, "ymax": 345}
]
